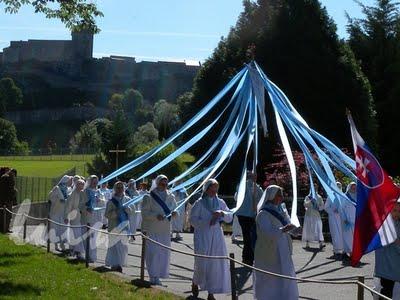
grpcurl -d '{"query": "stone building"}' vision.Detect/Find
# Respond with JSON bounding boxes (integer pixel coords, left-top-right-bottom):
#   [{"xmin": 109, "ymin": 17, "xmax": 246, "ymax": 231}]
[{"xmin": 1, "ymin": 31, "xmax": 93, "ymax": 63}]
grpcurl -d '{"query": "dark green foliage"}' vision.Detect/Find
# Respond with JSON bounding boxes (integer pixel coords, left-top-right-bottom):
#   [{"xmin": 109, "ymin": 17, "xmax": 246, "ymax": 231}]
[
  {"xmin": 0, "ymin": 118, "xmax": 28, "ymax": 154},
  {"xmin": 0, "ymin": 78, "xmax": 23, "ymax": 116},
  {"xmin": 347, "ymin": 0, "xmax": 400, "ymax": 173}
]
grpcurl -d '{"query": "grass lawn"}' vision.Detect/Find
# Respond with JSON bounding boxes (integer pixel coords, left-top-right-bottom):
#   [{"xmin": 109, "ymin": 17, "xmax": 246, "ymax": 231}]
[
  {"xmin": 0, "ymin": 160, "xmax": 87, "ymax": 178},
  {"xmin": 0, "ymin": 234, "xmax": 180, "ymax": 299}
]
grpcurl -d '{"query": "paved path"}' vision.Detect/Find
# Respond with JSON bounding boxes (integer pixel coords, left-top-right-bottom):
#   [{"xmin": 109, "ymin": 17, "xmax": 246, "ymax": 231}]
[{"xmin": 14, "ymin": 225, "xmax": 377, "ymax": 300}]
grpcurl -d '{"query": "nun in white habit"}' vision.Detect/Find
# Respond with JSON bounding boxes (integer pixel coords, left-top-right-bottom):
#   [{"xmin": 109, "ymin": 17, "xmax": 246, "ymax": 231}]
[
  {"xmin": 48, "ymin": 175, "xmax": 73, "ymax": 252},
  {"xmin": 342, "ymin": 182, "xmax": 357, "ymax": 258},
  {"xmin": 105, "ymin": 181, "xmax": 133, "ymax": 272},
  {"xmin": 141, "ymin": 175, "xmax": 177, "ymax": 285},
  {"xmin": 253, "ymin": 185, "xmax": 298, "ymax": 300},
  {"xmin": 64, "ymin": 179, "xmax": 85, "ymax": 259},
  {"xmin": 79, "ymin": 175, "xmax": 104, "ymax": 262},
  {"xmin": 324, "ymin": 182, "xmax": 344, "ymax": 258},
  {"xmin": 189, "ymin": 179, "xmax": 233, "ymax": 300},
  {"xmin": 301, "ymin": 183, "xmax": 325, "ymax": 249},
  {"xmin": 125, "ymin": 179, "xmax": 139, "ymax": 240}
]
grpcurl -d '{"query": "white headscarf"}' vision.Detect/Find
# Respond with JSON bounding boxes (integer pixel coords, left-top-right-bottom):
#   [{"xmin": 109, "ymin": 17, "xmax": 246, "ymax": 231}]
[
  {"xmin": 128, "ymin": 178, "xmax": 137, "ymax": 191},
  {"xmin": 84, "ymin": 175, "xmax": 98, "ymax": 190},
  {"xmin": 257, "ymin": 185, "xmax": 283, "ymax": 213},
  {"xmin": 71, "ymin": 179, "xmax": 85, "ymax": 193},
  {"xmin": 203, "ymin": 178, "xmax": 219, "ymax": 193},
  {"xmin": 151, "ymin": 174, "xmax": 168, "ymax": 191},
  {"xmin": 336, "ymin": 181, "xmax": 343, "ymax": 191},
  {"xmin": 58, "ymin": 175, "xmax": 73, "ymax": 186}
]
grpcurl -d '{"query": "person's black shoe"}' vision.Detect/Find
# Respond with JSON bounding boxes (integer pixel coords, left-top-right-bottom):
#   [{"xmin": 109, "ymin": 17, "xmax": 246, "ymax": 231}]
[{"xmin": 191, "ymin": 283, "xmax": 199, "ymax": 298}]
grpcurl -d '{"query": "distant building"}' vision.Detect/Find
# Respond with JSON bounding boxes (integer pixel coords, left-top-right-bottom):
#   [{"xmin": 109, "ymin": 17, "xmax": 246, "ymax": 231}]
[
  {"xmin": 0, "ymin": 31, "xmax": 200, "ymax": 109},
  {"xmin": 1, "ymin": 30, "xmax": 93, "ymax": 63}
]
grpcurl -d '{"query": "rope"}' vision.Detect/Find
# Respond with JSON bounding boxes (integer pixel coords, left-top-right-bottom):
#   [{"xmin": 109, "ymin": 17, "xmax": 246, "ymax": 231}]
[{"xmin": 1, "ymin": 208, "xmax": 391, "ymax": 299}]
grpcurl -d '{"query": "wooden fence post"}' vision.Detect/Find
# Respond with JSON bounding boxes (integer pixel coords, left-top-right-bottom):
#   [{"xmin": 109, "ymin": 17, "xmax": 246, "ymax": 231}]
[
  {"xmin": 46, "ymin": 217, "xmax": 50, "ymax": 253},
  {"xmin": 230, "ymin": 253, "xmax": 238, "ymax": 300},
  {"xmin": 85, "ymin": 224, "xmax": 90, "ymax": 268},
  {"xmin": 140, "ymin": 233, "xmax": 147, "ymax": 281},
  {"xmin": 2, "ymin": 205, "xmax": 6, "ymax": 233},
  {"xmin": 23, "ymin": 219, "xmax": 27, "ymax": 241},
  {"xmin": 357, "ymin": 276, "xmax": 365, "ymax": 300}
]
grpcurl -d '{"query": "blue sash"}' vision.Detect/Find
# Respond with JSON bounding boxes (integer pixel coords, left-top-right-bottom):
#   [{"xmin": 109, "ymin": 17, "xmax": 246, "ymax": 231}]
[
  {"xmin": 59, "ymin": 184, "xmax": 68, "ymax": 201},
  {"xmin": 110, "ymin": 197, "xmax": 129, "ymax": 225},
  {"xmin": 150, "ymin": 190, "xmax": 171, "ymax": 221},
  {"xmin": 346, "ymin": 192, "xmax": 357, "ymax": 205},
  {"xmin": 86, "ymin": 189, "xmax": 96, "ymax": 211},
  {"xmin": 261, "ymin": 207, "xmax": 289, "ymax": 226}
]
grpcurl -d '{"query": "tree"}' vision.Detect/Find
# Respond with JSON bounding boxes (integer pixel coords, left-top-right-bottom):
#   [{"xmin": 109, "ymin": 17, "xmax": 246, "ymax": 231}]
[
  {"xmin": 108, "ymin": 93, "xmax": 124, "ymax": 112},
  {"xmin": 0, "ymin": 0, "xmax": 103, "ymax": 33},
  {"xmin": 347, "ymin": 0, "xmax": 400, "ymax": 173},
  {"xmin": 124, "ymin": 89, "xmax": 143, "ymax": 113},
  {"xmin": 69, "ymin": 121, "xmax": 102, "ymax": 153},
  {"xmin": 153, "ymin": 99, "xmax": 180, "ymax": 140},
  {"xmin": 177, "ymin": 92, "xmax": 194, "ymax": 124},
  {"xmin": 0, "ymin": 78, "xmax": 23, "ymax": 116},
  {"xmin": 133, "ymin": 122, "xmax": 159, "ymax": 145},
  {"xmin": 0, "ymin": 118, "xmax": 18, "ymax": 153},
  {"xmin": 183, "ymin": 0, "xmax": 377, "ymax": 192}
]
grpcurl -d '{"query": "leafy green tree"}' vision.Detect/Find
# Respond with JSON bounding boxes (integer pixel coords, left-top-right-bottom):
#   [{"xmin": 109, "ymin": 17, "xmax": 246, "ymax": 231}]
[
  {"xmin": 0, "ymin": 78, "xmax": 23, "ymax": 116},
  {"xmin": 0, "ymin": 0, "xmax": 103, "ymax": 33},
  {"xmin": 124, "ymin": 89, "xmax": 143, "ymax": 113},
  {"xmin": 347, "ymin": 0, "xmax": 400, "ymax": 173},
  {"xmin": 177, "ymin": 92, "xmax": 194, "ymax": 124},
  {"xmin": 133, "ymin": 122, "xmax": 159, "ymax": 145},
  {"xmin": 153, "ymin": 99, "xmax": 180, "ymax": 140},
  {"xmin": 0, "ymin": 118, "xmax": 18, "ymax": 153},
  {"xmin": 69, "ymin": 121, "xmax": 102, "ymax": 153},
  {"xmin": 108, "ymin": 93, "xmax": 124, "ymax": 112}
]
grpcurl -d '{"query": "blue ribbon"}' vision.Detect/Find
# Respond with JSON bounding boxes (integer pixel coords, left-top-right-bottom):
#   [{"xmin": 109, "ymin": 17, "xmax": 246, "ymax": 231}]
[{"xmin": 150, "ymin": 191, "xmax": 172, "ymax": 221}]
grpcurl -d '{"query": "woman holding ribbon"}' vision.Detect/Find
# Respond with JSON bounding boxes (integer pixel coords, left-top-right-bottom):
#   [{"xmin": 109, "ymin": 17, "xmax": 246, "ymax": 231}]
[
  {"xmin": 302, "ymin": 183, "xmax": 325, "ymax": 249},
  {"xmin": 253, "ymin": 185, "xmax": 298, "ymax": 300},
  {"xmin": 141, "ymin": 175, "xmax": 177, "ymax": 285},
  {"xmin": 79, "ymin": 175, "xmax": 104, "ymax": 262},
  {"xmin": 48, "ymin": 175, "xmax": 73, "ymax": 252},
  {"xmin": 105, "ymin": 181, "xmax": 133, "ymax": 272},
  {"xmin": 189, "ymin": 178, "xmax": 233, "ymax": 300}
]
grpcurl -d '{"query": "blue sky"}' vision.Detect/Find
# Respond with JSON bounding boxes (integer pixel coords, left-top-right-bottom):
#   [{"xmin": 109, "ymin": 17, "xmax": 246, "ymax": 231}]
[{"xmin": 0, "ymin": 0, "xmax": 374, "ymax": 63}]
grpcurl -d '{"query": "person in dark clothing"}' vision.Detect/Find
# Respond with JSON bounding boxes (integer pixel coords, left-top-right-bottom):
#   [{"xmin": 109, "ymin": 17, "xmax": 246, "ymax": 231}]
[
  {"xmin": 0, "ymin": 168, "xmax": 18, "ymax": 233},
  {"xmin": 235, "ymin": 171, "xmax": 263, "ymax": 265}
]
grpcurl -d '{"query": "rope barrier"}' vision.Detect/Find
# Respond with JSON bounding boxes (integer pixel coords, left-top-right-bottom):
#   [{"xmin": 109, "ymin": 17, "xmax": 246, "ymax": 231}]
[{"xmin": 1, "ymin": 207, "xmax": 392, "ymax": 299}]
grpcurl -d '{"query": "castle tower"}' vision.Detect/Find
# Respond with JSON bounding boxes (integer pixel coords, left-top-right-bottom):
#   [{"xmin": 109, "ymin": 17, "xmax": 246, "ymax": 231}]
[{"xmin": 71, "ymin": 30, "xmax": 94, "ymax": 60}]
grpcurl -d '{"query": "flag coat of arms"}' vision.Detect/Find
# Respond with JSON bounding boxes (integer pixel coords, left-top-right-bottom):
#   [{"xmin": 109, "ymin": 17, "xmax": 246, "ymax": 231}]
[{"xmin": 348, "ymin": 113, "xmax": 400, "ymax": 266}]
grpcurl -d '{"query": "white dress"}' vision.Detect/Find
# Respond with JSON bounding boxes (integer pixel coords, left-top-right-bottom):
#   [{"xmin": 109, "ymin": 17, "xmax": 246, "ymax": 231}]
[
  {"xmin": 253, "ymin": 209, "xmax": 298, "ymax": 300},
  {"xmin": 172, "ymin": 189, "xmax": 187, "ymax": 233},
  {"xmin": 79, "ymin": 188, "xmax": 104, "ymax": 262},
  {"xmin": 126, "ymin": 189, "xmax": 139, "ymax": 235},
  {"xmin": 189, "ymin": 197, "xmax": 233, "ymax": 294},
  {"xmin": 64, "ymin": 189, "xmax": 85, "ymax": 255},
  {"xmin": 48, "ymin": 186, "xmax": 68, "ymax": 244},
  {"xmin": 325, "ymin": 196, "xmax": 343, "ymax": 253},
  {"xmin": 105, "ymin": 195, "xmax": 132, "ymax": 268},
  {"xmin": 141, "ymin": 189, "xmax": 177, "ymax": 279},
  {"xmin": 341, "ymin": 198, "xmax": 356, "ymax": 253},
  {"xmin": 302, "ymin": 195, "xmax": 324, "ymax": 243}
]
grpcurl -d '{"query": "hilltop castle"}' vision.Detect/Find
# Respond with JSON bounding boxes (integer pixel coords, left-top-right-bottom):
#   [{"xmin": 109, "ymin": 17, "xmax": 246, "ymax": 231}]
[{"xmin": 0, "ymin": 31, "xmax": 200, "ymax": 105}]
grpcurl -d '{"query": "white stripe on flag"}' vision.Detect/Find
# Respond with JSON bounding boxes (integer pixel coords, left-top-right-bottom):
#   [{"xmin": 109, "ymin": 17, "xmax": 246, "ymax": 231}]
[{"xmin": 378, "ymin": 214, "xmax": 397, "ymax": 246}]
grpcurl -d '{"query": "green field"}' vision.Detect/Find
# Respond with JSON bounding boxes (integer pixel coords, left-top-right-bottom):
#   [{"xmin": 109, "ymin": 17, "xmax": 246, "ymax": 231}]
[
  {"xmin": 0, "ymin": 160, "xmax": 87, "ymax": 178},
  {"xmin": 0, "ymin": 234, "xmax": 180, "ymax": 299},
  {"xmin": 0, "ymin": 154, "xmax": 94, "ymax": 177}
]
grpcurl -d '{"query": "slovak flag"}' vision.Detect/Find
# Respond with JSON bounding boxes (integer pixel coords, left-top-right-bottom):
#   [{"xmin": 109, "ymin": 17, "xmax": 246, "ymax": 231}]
[{"xmin": 348, "ymin": 113, "xmax": 400, "ymax": 266}]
